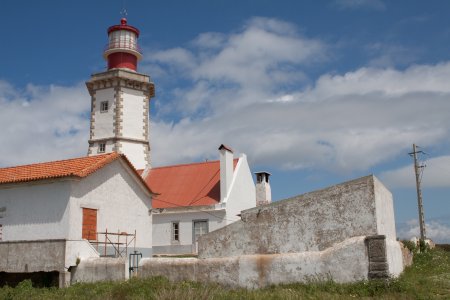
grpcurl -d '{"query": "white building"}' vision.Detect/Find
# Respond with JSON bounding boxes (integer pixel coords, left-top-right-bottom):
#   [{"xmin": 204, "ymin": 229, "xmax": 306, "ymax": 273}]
[
  {"xmin": 0, "ymin": 153, "xmax": 154, "ymax": 285},
  {"xmin": 145, "ymin": 145, "xmax": 256, "ymax": 255}
]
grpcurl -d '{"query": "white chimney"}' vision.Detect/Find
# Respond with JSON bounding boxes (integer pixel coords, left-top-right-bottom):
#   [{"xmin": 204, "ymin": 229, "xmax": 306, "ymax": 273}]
[
  {"xmin": 255, "ymin": 171, "xmax": 272, "ymax": 206},
  {"xmin": 219, "ymin": 144, "xmax": 234, "ymax": 202}
]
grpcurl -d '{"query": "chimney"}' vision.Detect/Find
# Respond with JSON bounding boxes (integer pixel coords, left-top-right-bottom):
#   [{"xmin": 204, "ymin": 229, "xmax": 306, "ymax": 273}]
[
  {"xmin": 255, "ymin": 171, "xmax": 272, "ymax": 206},
  {"xmin": 219, "ymin": 144, "xmax": 234, "ymax": 202}
]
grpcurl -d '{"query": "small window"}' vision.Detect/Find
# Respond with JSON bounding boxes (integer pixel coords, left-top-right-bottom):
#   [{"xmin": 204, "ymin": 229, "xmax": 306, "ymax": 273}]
[
  {"xmin": 98, "ymin": 143, "xmax": 106, "ymax": 153},
  {"xmin": 172, "ymin": 222, "xmax": 180, "ymax": 242},
  {"xmin": 100, "ymin": 101, "xmax": 109, "ymax": 113}
]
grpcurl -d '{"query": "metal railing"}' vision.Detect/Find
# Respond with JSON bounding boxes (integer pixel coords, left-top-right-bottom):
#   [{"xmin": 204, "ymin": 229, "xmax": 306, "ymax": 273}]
[{"xmin": 104, "ymin": 39, "xmax": 142, "ymax": 54}]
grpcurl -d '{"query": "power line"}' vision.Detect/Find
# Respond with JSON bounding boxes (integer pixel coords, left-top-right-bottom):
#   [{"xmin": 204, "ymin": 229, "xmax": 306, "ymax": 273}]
[{"xmin": 408, "ymin": 143, "xmax": 427, "ymax": 240}]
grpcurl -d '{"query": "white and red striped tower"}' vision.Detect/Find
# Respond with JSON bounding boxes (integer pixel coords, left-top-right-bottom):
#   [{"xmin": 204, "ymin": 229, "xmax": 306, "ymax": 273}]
[
  {"xmin": 104, "ymin": 18, "xmax": 142, "ymax": 71},
  {"xmin": 86, "ymin": 18, "xmax": 155, "ymax": 170}
]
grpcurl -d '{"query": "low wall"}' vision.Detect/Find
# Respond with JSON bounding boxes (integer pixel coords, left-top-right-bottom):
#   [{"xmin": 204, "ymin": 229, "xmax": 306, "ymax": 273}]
[
  {"xmin": 139, "ymin": 236, "xmax": 371, "ymax": 288},
  {"xmin": 0, "ymin": 239, "xmax": 66, "ymax": 273},
  {"xmin": 70, "ymin": 257, "xmax": 127, "ymax": 284},
  {"xmin": 139, "ymin": 175, "xmax": 405, "ymax": 288}
]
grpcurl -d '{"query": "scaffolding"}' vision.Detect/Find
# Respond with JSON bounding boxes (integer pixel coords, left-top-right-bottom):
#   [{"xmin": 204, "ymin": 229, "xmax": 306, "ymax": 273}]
[{"xmin": 88, "ymin": 229, "xmax": 136, "ymax": 258}]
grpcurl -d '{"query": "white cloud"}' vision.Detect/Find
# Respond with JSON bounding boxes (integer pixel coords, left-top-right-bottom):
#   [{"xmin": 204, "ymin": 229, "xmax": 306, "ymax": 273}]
[
  {"xmin": 0, "ymin": 80, "xmax": 89, "ymax": 167},
  {"xmin": 380, "ymin": 155, "xmax": 450, "ymax": 188},
  {"xmin": 143, "ymin": 18, "xmax": 450, "ymax": 172},
  {"xmin": 333, "ymin": 0, "xmax": 386, "ymax": 11},
  {"xmin": 397, "ymin": 219, "xmax": 450, "ymax": 244}
]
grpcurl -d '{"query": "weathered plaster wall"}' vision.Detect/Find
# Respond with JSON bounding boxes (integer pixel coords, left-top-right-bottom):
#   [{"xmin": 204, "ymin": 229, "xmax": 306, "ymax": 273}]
[
  {"xmin": 0, "ymin": 240, "xmax": 66, "ymax": 273},
  {"xmin": 199, "ymin": 175, "xmax": 382, "ymax": 258},
  {"xmin": 70, "ymin": 257, "xmax": 127, "ymax": 283},
  {"xmin": 69, "ymin": 159, "xmax": 153, "ymax": 257},
  {"xmin": 0, "ymin": 181, "xmax": 71, "ymax": 241},
  {"xmin": 224, "ymin": 154, "xmax": 256, "ymax": 224},
  {"xmin": 152, "ymin": 210, "xmax": 226, "ymax": 255},
  {"xmin": 140, "ymin": 236, "xmax": 369, "ymax": 288}
]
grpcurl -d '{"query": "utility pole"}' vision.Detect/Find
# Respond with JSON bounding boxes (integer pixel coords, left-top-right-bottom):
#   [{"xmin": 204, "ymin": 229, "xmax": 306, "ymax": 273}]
[{"xmin": 409, "ymin": 144, "xmax": 426, "ymax": 240}]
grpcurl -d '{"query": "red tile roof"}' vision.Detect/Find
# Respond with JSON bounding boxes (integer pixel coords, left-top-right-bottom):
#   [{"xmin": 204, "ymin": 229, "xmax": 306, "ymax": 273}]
[
  {"xmin": 0, "ymin": 153, "xmax": 152, "ymax": 195},
  {"xmin": 142, "ymin": 159, "xmax": 238, "ymax": 209}
]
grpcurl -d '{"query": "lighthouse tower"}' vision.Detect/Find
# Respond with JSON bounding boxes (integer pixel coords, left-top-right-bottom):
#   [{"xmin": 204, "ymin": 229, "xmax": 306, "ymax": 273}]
[{"xmin": 86, "ymin": 18, "xmax": 155, "ymax": 170}]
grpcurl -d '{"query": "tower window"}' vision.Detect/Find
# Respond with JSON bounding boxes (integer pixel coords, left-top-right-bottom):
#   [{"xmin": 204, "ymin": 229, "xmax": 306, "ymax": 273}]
[
  {"xmin": 98, "ymin": 143, "xmax": 106, "ymax": 153},
  {"xmin": 100, "ymin": 101, "xmax": 109, "ymax": 112}
]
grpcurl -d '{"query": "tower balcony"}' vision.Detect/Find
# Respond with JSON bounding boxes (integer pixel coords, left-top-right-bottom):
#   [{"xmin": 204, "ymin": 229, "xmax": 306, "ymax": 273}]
[{"xmin": 103, "ymin": 39, "xmax": 142, "ymax": 61}]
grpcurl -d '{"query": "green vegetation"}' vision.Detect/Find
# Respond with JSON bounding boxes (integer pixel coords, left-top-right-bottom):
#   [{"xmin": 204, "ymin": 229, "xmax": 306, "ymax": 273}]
[{"xmin": 1, "ymin": 246, "xmax": 449, "ymax": 299}]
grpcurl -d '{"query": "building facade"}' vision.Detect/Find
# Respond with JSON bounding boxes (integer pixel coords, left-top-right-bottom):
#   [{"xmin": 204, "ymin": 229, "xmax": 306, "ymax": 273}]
[
  {"xmin": 0, "ymin": 153, "xmax": 154, "ymax": 286},
  {"xmin": 146, "ymin": 145, "xmax": 256, "ymax": 255}
]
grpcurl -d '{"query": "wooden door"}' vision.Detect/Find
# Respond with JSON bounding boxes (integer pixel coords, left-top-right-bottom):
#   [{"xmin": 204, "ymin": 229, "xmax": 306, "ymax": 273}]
[{"xmin": 82, "ymin": 208, "xmax": 97, "ymax": 240}]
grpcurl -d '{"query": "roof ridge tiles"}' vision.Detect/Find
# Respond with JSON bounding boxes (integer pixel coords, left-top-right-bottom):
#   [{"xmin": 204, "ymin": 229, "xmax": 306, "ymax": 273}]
[
  {"xmin": 148, "ymin": 157, "xmax": 239, "ymax": 171},
  {"xmin": 0, "ymin": 152, "xmax": 114, "ymax": 170},
  {"xmin": 76, "ymin": 152, "xmax": 120, "ymax": 177},
  {"xmin": 149, "ymin": 159, "xmax": 220, "ymax": 170},
  {"xmin": 0, "ymin": 152, "xmax": 121, "ymax": 185}
]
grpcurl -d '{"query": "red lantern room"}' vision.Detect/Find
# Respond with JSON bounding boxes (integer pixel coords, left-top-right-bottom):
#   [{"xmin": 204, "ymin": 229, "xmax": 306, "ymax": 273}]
[{"xmin": 103, "ymin": 18, "xmax": 142, "ymax": 71}]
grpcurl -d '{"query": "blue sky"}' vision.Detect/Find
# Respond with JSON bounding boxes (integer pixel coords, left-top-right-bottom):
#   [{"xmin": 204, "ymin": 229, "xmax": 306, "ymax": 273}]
[{"xmin": 0, "ymin": 0, "xmax": 449, "ymax": 242}]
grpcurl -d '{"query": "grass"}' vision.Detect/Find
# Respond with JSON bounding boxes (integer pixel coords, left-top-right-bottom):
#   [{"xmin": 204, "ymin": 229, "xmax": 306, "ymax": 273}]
[{"xmin": 1, "ymin": 246, "xmax": 449, "ymax": 299}]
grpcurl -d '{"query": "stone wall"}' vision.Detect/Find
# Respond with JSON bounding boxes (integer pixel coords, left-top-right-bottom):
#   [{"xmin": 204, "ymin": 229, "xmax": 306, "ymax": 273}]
[
  {"xmin": 199, "ymin": 175, "xmax": 393, "ymax": 258},
  {"xmin": 0, "ymin": 239, "xmax": 66, "ymax": 273},
  {"xmin": 140, "ymin": 236, "xmax": 371, "ymax": 288}
]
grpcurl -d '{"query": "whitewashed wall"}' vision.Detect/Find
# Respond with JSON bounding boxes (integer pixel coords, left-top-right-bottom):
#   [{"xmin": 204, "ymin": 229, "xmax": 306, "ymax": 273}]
[
  {"xmin": 119, "ymin": 142, "xmax": 147, "ymax": 170},
  {"xmin": 374, "ymin": 177, "xmax": 397, "ymax": 240},
  {"xmin": 69, "ymin": 160, "xmax": 153, "ymax": 257},
  {"xmin": 224, "ymin": 155, "xmax": 256, "ymax": 224},
  {"xmin": 92, "ymin": 88, "xmax": 115, "ymax": 139},
  {"xmin": 152, "ymin": 210, "xmax": 226, "ymax": 254},
  {"xmin": 0, "ymin": 181, "xmax": 71, "ymax": 241},
  {"xmin": 121, "ymin": 87, "xmax": 146, "ymax": 140}
]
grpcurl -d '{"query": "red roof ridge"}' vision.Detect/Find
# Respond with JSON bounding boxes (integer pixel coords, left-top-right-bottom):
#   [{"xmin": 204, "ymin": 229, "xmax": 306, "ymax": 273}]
[
  {"xmin": 150, "ymin": 159, "xmax": 220, "ymax": 171},
  {"xmin": 0, "ymin": 152, "xmax": 113, "ymax": 170},
  {"xmin": 0, "ymin": 152, "xmax": 121, "ymax": 185},
  {"xmin": 147, "ymin": 157, "xmax": 239, "ymax": 172}
]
